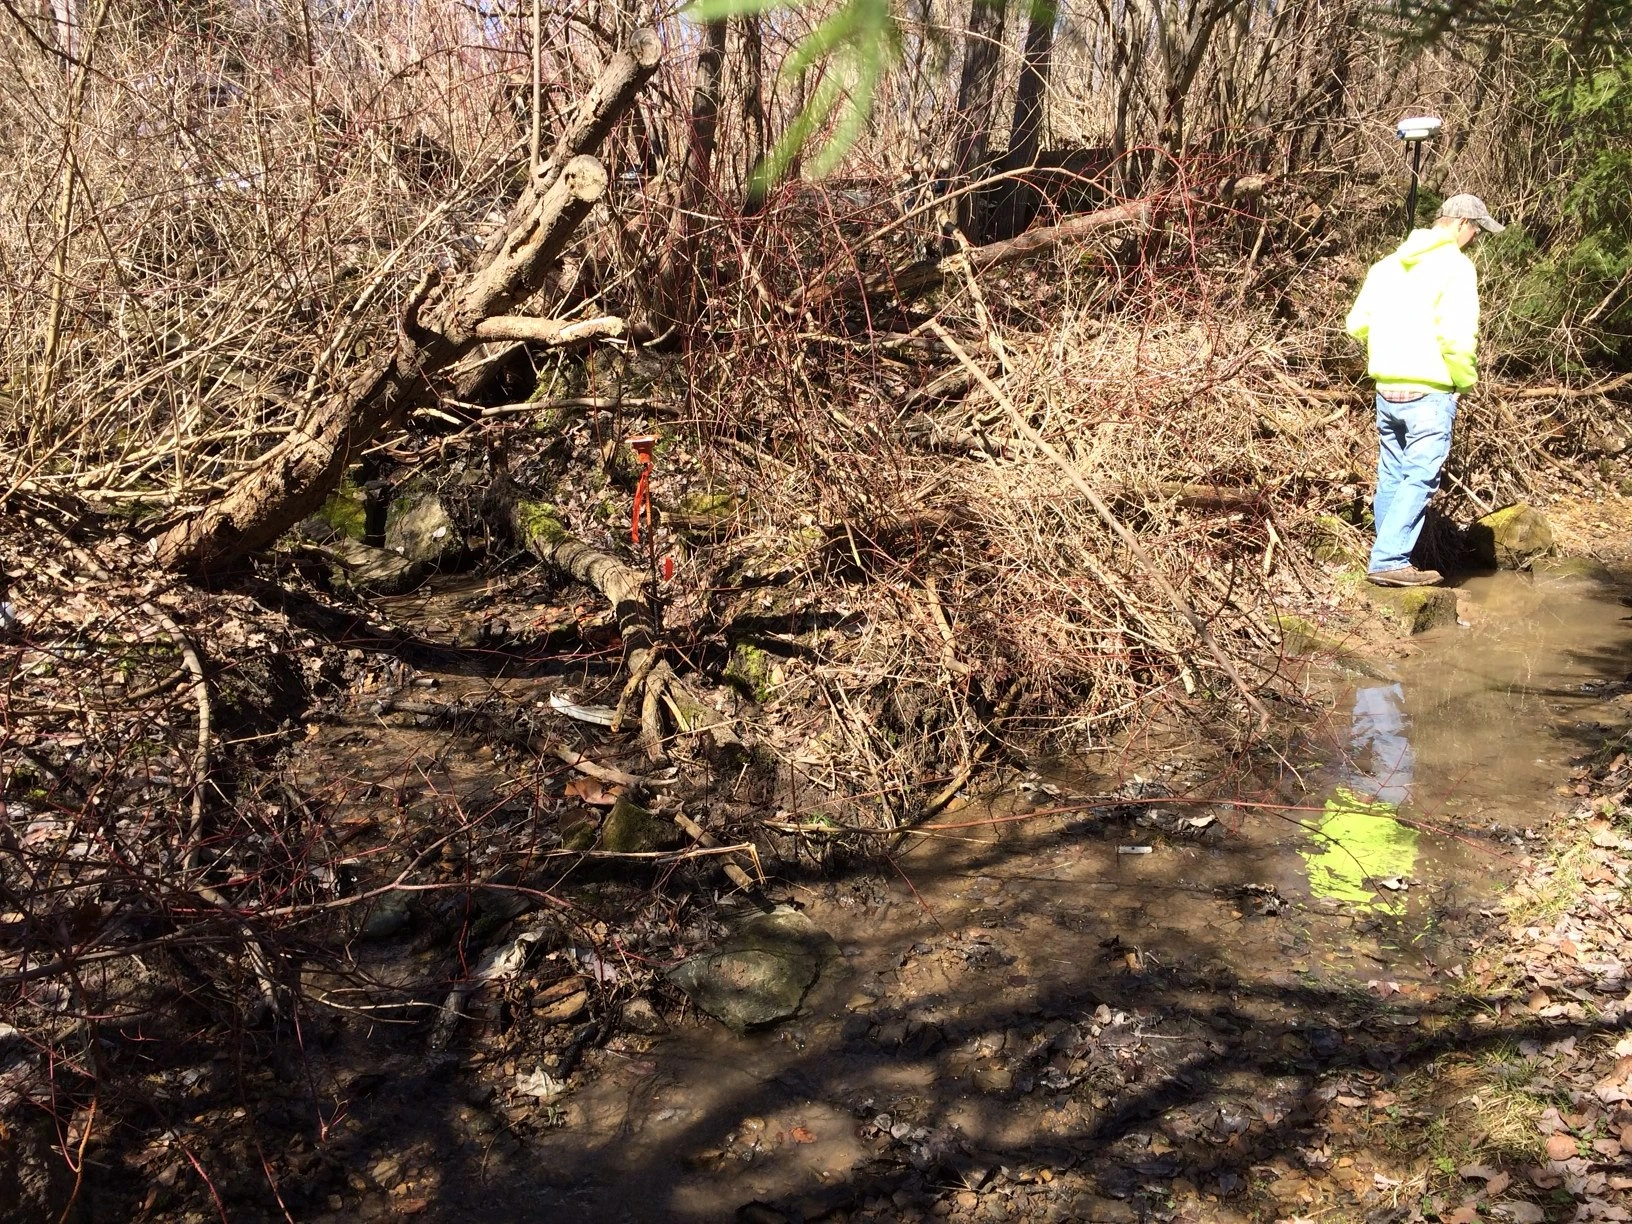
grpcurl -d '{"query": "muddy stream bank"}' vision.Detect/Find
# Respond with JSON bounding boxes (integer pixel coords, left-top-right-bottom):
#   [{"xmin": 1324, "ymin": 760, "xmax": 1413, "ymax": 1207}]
[{"xmin": 277, "ymin": 567, "xmax": 1631, "ymax": 1224}]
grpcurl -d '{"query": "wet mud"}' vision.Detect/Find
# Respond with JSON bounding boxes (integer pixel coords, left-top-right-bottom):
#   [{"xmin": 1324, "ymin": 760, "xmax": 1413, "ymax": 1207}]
[
  {"xmin": 68, "ymin": 568, "xmax": 1627, "ymax": 1224},
  {"xmin": 374, "ymin": 569, "xmax": 1628, "ymax": 1223}
]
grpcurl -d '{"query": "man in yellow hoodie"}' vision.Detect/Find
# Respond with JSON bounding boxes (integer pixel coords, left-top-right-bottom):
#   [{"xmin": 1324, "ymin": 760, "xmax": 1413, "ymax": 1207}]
[{"xmin": 1345, "ymin": 194, "xmax": 1505, "ymax": 586}]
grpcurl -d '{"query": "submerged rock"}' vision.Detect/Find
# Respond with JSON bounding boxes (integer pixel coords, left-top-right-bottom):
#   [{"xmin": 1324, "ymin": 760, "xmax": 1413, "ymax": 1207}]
[
  {"xmin": 324, "ymin": 538, "xmax": 421, "ymax": 595},
  {"xmin": 1533, "ymin": 556, "xmax": 1615, "ymax": 588},
  {"xmin": 360, "ymin": 889, "xmax": 414, "ymax": 940},
  {"xmin": 1466, "ymin": 503, "xmax": 1554, "ymax": 570},
  {"xmin": 666, "ymin": 906, "xmax": 842, "ymax": 1032},
  {"xmin": 1274, "ymin": 613, "xmax": 1396, "ymax": 680},
  {"xmin": 1363, "ymin": 585, "xmax": 1458, "ymax": 634}
]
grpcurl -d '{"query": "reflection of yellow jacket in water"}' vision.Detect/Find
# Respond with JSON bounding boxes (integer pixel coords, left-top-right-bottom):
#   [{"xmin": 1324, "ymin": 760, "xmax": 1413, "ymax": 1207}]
[{"xmin": 1302, "ymin": 787, "xmax": 1419, "ymax": 908}]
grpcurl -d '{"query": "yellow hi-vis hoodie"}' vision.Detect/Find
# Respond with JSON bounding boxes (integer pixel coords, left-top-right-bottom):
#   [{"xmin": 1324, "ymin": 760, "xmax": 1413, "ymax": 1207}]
[{"xmin": 1345, "ymin": 227, "xmax": 1480, "ymax": 393}]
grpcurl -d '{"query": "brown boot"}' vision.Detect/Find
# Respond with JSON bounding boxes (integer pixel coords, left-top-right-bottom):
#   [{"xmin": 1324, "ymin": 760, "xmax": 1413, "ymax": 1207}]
[{"xmin": 1366, "ymin": 565, "xmax": 1444, "ymax": 587}]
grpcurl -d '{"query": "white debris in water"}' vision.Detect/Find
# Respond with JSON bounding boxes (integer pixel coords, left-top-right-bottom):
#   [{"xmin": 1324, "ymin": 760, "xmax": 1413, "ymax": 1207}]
[
  {"xmin": 572, "ymin": 946, "xmax": 621, "ymax": 984},
  {"xmin": 548, "ymin": 692, "xmax": 617, "ymax": 726},
  {"xmin": 515, "ymin": 1066, "xmax": 569, "ymax": 1100}
]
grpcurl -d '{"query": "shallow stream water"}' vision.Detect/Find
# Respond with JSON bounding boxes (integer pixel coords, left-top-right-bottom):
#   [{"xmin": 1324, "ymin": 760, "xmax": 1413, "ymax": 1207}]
[{"xmin": 511, "ymin": 569, "xmax": 1632, "ymax": 1221}]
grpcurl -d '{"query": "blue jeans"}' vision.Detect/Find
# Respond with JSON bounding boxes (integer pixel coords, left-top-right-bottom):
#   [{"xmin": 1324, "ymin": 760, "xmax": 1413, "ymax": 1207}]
[
  {"xmin": 1369, "ymin": 390, "xmax": 1457, "ymax": 573},
  {"xmin": 1348, "ymin": 682, "xmax": 1415, "ymax": 805}
]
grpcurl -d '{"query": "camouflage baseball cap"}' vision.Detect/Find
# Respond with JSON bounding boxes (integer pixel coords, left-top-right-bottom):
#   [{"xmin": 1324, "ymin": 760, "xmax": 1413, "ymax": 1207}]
[{"xmin": 1439, "ymin": 193, "xmax": 1505, "ymax": 233}]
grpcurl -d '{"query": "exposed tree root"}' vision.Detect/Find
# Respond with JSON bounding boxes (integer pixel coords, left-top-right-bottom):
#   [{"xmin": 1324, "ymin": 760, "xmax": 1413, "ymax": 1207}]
[{"xmin": 505, "ymin": 495, "xmax": 740, "ymax": 758}]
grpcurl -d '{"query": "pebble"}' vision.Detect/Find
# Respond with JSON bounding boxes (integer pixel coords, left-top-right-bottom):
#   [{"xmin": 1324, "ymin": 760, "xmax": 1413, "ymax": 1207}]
[
  {"xmin": 535, "ymin": 988, "xmax": 589, "ymax": 1026},
  {"xmin": 1069, "ymin": 1196, "xmax": 1139, "ymax": 1223},
  {"xmin": 622, "ymin": 997, "xmax": 666, "ymax": 1034},
  {"xmin": 973, "ymin": 1065, "xmax": 1014, "ymax": 1093}
]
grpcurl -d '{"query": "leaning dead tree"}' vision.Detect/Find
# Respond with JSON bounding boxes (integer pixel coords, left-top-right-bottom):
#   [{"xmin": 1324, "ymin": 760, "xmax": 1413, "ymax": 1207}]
[
  {"xmin": 152, "ymin": 30, "xmax": 734, "ymax": 756},
  {"xmin": 153, "ymin": 31, "xmax": 663, "ymax": 575}
]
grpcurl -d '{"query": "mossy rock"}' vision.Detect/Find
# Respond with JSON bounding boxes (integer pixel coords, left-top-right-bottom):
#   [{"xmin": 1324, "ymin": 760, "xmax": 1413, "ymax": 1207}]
[
  {"xmin": 1331, "ymin": 499, "xmax": 1373, "ymax": 529},
  {"xmin": 528, "ymin": 363, "xmax": 572, "ymax": 404},
  {"xmin": 561, "ymin": 816, "xmax": 598, "ymax": 852},
  {"xmin": 385, "ymin": 480, "xmax": 460, "ymax": 569},
  {"xmin": 303, "ymin": 477, "xmax": 367, "ymax": 542},
  {"xmin": 1465, "ymin": 503, "xmax": 1554, "ymax": 570},
  {"xmin": 724, "ymin": 642, "xmax": 777, "ymax": 702},
  {"xmin": 1309, "ymin": 514, "xmax": 1368, "ymax": 565},
  {"xmin": 601, "ymin": 796, "xmax": 683, "ymax": 853},
  {"xmin": 1364, "ymin": 586, "xmax": 1458, "ymax": 635},
  {"xmin": 678, "ymin": 489, "xmax": 740, "ymax": 520},
  {"xmin": 564, "ymin": 797, "xmax": 682, "ymax": 854},
  {"xmin": 1274, "ymin": 612, "xmax": 1325, "ymax": 655}
]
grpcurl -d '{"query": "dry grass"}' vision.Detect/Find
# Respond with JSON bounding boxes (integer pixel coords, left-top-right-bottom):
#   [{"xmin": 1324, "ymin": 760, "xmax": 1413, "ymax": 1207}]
[
  {"xmin": 0, "ymin": 3, "xmax": 591, "ymax": 506},
  {"xmin": 3, "ymin": 9, "xmax": 1629, "ymax": 1220}
]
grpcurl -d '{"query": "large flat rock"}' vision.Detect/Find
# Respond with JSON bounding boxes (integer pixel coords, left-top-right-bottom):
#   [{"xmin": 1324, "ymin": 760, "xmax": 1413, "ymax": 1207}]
[{"xmin": 666, "ymin": 906, "xmax": 842, "ymax": 1032}]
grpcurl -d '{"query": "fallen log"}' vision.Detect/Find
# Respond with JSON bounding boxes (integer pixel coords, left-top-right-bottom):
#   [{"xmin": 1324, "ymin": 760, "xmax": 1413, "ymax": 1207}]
[
  {"xmin": 1501, "ymin": 371, "xmax": 1632, "ymax": 401},
  {"xmin": 810, "ymin": 198, "xmax": 1152, "ymax": 308},
  {"xmin": 672, "ymin": 811, "xmax": 759, "ymax": 892},
  {"xmin": 154, "ymin": 32, "xmax": 662, "ymax": 575},
  {"xmin": 471, "ymin": 315, "xmax": 626, "ymax": 345}
]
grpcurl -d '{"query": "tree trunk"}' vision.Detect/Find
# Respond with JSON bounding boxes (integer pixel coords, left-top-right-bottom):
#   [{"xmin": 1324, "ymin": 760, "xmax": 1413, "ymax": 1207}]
[
  {"xmin": 989, "ymin": 0, "xmax": 1058, "ymax": 240},
  {"xmin": 1151, "ymin": 0, "xmax": 1250, "ymax": 166},
  {"xmin": 687, "ymin": 20, "xmax": 728, "ymax": 213},
  {"xmin": 154, "ymin": 33, "xmax": 662, "ymax": 575},
  {"xmin": 741, "ymin": 15, "xmax": 768, "ymax": 213},
  {"xmin": 650, "ymin": 19, "xmax": 727, "ymax": 330},
  {"xmin": 952, "ymin": 0, "xmax": 1010, "ymax": 236},
  {"xmin": 1097, "ymin": 0, "xmax": 1148, "ymax": 194}
]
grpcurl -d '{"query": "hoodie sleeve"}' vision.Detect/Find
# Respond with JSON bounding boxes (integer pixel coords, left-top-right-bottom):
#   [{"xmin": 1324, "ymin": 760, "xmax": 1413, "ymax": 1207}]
[
  {"xmin": 1436, "ymin": 255, "xmax": 1480, "ymax": 388},
  {"xmin": 1345, "ymin": 266, "xmax": 1376, "ymax": 343}
]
